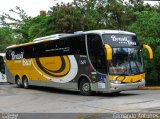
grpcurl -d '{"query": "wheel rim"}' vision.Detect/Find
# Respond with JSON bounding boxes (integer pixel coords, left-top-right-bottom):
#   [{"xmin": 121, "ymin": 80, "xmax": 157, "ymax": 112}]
[
  {"xmin": 82, "ymin": 83, "xmax": 90, "ymax": 92},
  {"xmin": 24, "ymin": 79, "xmax": 28, "ymax": 87},
  {"xmin": 17, "ymin": 79, "xmax": 21, "ymax": 85}
]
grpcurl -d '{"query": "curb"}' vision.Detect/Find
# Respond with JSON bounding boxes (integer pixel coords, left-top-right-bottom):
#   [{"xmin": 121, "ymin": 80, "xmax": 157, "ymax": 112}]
[{"xmin": 142, "ymin": 87, "xmax": 160, "ymax": 90}]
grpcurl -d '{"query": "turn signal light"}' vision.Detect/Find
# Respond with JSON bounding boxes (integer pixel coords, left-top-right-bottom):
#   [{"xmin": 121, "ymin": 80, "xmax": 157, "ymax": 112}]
[{"xmin": 138, "ymin": 85, "xmax": 144, "ymax": 89}]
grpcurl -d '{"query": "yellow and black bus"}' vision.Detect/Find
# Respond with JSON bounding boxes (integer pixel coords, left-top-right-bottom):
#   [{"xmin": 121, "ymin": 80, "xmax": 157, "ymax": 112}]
[{"xmin": 5, "ymin": 30, "xmax": 153, "ymax": 95}]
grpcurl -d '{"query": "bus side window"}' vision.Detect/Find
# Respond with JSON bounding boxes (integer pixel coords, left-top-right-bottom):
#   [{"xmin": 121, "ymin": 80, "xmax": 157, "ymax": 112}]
[
  {"xmin": 73, "ymin": 35, "xmax": 86, "ymax": 55},
  {"xmin": 22, "ymin": 45, "xmax": 35, "ymax": 59},
  {"xmin": 87, "ymin": 34, "xmax": 107, "ymax": 73},
  {"xmin": 59, "ymin": 35, "xmax": 86, "ymax": 55},
  {"xmin": 6, "ymin": 49, "xmax": 12, "ymax": 60},
  {"xmin": 35, "ymin": 40, "xmax": 59, "ymax": 57}
]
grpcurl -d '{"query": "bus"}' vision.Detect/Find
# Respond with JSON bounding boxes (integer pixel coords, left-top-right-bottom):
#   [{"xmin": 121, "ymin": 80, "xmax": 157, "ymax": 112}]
[
  {"xmin": 0, "ymin": 53, "xmax": 7, "ymax": 82},
  {"xmin": 5, "ymin": 30, "xmax": 153, "ymax": 95}
]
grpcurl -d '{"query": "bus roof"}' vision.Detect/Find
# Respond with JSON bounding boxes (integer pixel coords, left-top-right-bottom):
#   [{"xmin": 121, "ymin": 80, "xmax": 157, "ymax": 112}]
[
  {"xmin": 84, "ymin": 30, "xmax": 135, "ymax": 35},
  {"xmin": 6, "ymin": 30, "xmax": 135, "ymax": 49},
  {"xmin": 33, "ymin": 33, "xmax": 72, "ymax": 42},
  {"xmin": 6, "ymin": 42, "xmax": 35, "ymax": 49}
]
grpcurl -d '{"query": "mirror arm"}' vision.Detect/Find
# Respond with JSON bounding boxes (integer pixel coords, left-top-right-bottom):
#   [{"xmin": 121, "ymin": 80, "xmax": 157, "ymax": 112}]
[
  {"xmin": 143, "ymin": 44, "xmax": 153, "ymax": 59},
  {"xmin": 104, "ymin": 44, "xmax": 112, "ymax": 61}
]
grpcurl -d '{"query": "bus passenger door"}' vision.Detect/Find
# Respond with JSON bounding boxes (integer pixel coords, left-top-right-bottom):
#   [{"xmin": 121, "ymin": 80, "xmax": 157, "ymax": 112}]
[{"xmin": 87, "ymin": 34, "xmax": 109, "ymax": 91}]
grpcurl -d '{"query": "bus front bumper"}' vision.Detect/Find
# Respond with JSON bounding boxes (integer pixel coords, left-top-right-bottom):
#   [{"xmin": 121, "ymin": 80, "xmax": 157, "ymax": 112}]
[{"xmin": 109, "ymin": 81, "xmax": 145, "ymax": 93}]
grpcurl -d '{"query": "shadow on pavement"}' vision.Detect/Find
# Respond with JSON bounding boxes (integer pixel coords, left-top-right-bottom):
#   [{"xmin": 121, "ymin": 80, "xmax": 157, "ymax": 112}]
[
  {"xmin": 0, "ymin": 82, "xmax": 11, "ymax": 85},
  {"xmin": 12, "ymin": 84, "xmax": 140, "ymax": 97}
]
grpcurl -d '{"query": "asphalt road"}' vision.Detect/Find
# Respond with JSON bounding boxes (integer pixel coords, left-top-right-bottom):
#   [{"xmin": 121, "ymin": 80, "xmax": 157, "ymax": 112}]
[{"xmin": 0, "ymin": 83, "xmax": 160, "ymax": 114}]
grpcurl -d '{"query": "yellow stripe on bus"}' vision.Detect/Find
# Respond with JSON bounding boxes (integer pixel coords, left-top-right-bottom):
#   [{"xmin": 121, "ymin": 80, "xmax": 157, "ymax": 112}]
[{"xmin": 109, "ymin": 74, "xmax": 145, "ymax": 83}]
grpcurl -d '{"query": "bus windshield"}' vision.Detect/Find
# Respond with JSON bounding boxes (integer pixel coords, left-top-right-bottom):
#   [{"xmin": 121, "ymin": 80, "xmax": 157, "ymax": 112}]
[{"xmin": 109, "ymin": 48, "xmax": 144, "ymax": 75}]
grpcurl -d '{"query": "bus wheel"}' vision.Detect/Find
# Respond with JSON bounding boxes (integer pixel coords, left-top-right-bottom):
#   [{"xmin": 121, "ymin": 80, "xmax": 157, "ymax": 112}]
[
  {"xmin": 22, "ymin": 76, "xmax": 29, "ymax": 89},
  {"xmin": 80, "ymin": 79, "xmax": 92, "ymax": 96},
  {"xmin": 111, "ymin": 91, "xmax": 121, "ymax": 95},
  {"xmin": 15, "ymin": 76, "xmax": 22, "ymax": 88}
]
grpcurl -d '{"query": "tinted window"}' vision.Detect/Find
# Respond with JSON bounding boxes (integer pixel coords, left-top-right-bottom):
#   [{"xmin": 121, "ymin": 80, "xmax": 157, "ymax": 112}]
[
  {"xmin": 0, "ymin": 56, "xmax": 5, "ymax": 74},
  {"xmin": 6, "ymin": 47, "xmax": 24, "ymax": 60},
  {"xmin": 35, "ymin": 40, "xmax": 59, "ymax": 57},
  {"xmin": 6, "ymin": 45, "xmax": 35, "ymax": 60},
  {"xmin": 6, "ymin": 49, "xmax": 12, "ymax": 60},
  {"xmin": 21, "ymin": 45, "xmax": 35, "ymax": 58},
  {"xmin": 6, "ymin": 35, "xmax": 86, "ymax": 60},
  {"xmin": 87, "ymin": 34, "xmax": 107, "ymax": 73},
  {"xmin": 59, "ymin": 35, "xmax": 86, "ymax": 55}
]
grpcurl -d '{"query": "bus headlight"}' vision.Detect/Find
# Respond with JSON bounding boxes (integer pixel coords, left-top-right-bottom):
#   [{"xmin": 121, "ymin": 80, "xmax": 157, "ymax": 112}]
[
  {"xmin": 111, "ymin": 80, "xmax": 122, "ymax": 84},
  {"xmin": 140, "ymin": 79, "xmax": 145, "ymax": 82}
]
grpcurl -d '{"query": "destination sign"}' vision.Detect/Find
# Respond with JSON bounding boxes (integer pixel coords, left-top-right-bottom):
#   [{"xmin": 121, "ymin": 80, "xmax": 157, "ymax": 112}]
[{"xmin": 103, "ymin": 34, "xmax": 139, "ymax": 47}]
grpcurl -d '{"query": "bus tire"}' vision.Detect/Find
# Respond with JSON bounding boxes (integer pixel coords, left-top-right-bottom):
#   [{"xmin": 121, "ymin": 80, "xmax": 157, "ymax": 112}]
[
  {"xmin": 22, "ymin": 76, "xmax": 29, "ymax": 89},
  {"xmin": 111, "ymin": 91, "xmax": 121, "ymax": 95},
  {"xmin": 15, "ymin": 76, "xmax": 22, "ymax": 88},
  {"xmin": 80, "ymin": 79, "xmax": 92, "ymax": 96}
]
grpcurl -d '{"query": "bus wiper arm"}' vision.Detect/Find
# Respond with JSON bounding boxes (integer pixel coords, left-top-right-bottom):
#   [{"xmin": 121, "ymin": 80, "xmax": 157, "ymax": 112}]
[{"xmin": 130, "ymin": 53, "xmax": 140, "ymax": 73}]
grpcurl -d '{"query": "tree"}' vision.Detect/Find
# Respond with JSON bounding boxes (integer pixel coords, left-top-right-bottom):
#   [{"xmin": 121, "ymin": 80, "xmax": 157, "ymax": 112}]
[
  {"xmin": 0, "ymin": 6, "xmax": 31, "ymax": 28},
  {"xmin": 0, "ymin": 28, "xmax": 16, "ymax": 52},
  {"xmin": 48, "ymin": 2, "xmax": 86, "ymax": 33},
  {"xmin": 129, "ymin": 11, "xmax": 160, "ymax": 85},
  {"xmin": 0, "ymin": 6, "xmax": 32, "ymax": 43}
]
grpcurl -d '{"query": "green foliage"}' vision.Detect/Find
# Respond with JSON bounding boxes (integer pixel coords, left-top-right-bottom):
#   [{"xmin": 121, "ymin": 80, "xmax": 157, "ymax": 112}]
[
  {"xmin": 0, "ymin": 6, "xmax": 31, "ymax": 28},
  {"xmin": 48, "ymin": 0, "xmax": 140, "ymax": 31},
  {"xmin": 0, "ymin": 28, "xmax": 16, "ymax": 52},
  {"xmin": 0, "ymin": 0, "xmax": 160, "ymax": 85},
  {"xmin": 0, "ymin": 6, "xmax": 32, "ymax": 44},
  {"xmin": 48, "ymin": 3, "xmax": 86, "ymax": 32},
  {"xmin": 129, "ymin": 11, "xmax": 160, "ymax": 85},
  {"xmin": 27, "ymin": 16, "xmax": 50, "ymax": 40}
]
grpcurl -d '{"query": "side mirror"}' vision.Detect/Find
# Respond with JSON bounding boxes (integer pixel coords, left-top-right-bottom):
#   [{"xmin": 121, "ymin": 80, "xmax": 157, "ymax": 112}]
[
  {"xmin": 143, "ymin": 44, "xmax": 153, "ymax": 59},
  {"xmin": 104, "ymin": 44, "xmax": 112, "ymax": 61}
]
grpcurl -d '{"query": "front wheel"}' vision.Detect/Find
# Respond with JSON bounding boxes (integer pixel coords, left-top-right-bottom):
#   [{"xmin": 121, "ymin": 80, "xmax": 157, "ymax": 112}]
[
  {"xmin": 111, "ymin": 91, "xmax": 121, "ymax": 95},
  {"xmin": 22, "ymin": 76, "xmax": 29, "ymax": 89},
  {"xmin": 80, "ymin": 79, "xmax": 92, "ymax": 96}
]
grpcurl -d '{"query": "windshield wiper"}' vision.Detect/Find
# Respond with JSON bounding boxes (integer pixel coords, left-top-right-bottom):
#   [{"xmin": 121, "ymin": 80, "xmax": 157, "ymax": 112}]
[{"xmin": 130, "ymin": 53, "xmax": 140, "ymax": 73}]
